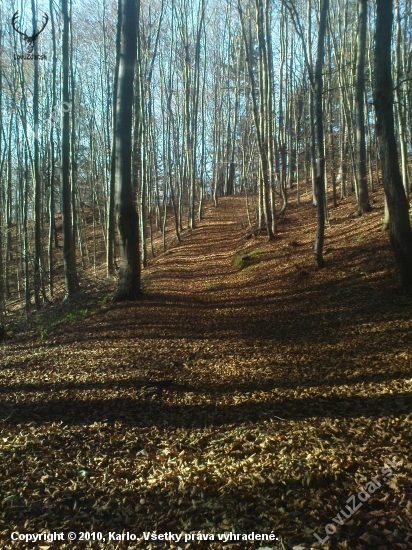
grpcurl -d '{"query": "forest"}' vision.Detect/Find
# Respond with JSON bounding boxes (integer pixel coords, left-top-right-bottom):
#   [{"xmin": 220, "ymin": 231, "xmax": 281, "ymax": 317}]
[{"xmin": 0, "ymin": 0, "xmax": 411, "ymax": 548}]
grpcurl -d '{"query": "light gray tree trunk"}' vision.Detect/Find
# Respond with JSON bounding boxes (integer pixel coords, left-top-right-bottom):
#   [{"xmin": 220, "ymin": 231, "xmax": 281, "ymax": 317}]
[
  {"xmin": 32, "ymin": 0, "xmax": 42, "ymax": 308},
  {"xmin": 61, "ymin": 0, "xmax": 79, "ymax": 298},
  {"xmin": 106, "ymin": 0, "xmax": 121, "ymax": 276},
  {"xmin": 48, "ymin": 0, "xmax": 57, "ymax": 299}
]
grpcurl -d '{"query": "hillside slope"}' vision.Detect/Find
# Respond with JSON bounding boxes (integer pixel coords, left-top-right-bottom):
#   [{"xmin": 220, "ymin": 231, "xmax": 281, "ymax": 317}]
[{"xmin": 1, "ymin": 194, "xmax": 411, "ymax": 549}]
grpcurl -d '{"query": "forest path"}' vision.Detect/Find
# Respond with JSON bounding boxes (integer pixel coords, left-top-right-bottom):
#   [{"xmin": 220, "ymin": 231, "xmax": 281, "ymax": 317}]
[
  {"xmin": 146, "ymin": 196, "xmax": 247, "ymax": 295},
  {"xmin": 139, "ymin": 195, "xmax": 295, "ymax": 344},
  {"xmin": 1, "ymin": 194, "xmax": 411, "ymax": 548}
]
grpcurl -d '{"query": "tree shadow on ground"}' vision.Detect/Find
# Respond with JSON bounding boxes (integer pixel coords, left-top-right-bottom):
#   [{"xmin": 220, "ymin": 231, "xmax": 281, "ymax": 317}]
[
  {"xmin": 1, "ymin": 369, "xmax": 411, "ymax": 397},
  {"xmin": 3, "ymin": 391, "xmax": 411, "ymax": 427}
]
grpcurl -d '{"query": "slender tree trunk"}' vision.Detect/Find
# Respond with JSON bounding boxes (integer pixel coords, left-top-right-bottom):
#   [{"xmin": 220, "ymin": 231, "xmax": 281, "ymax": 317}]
[
  {"xmin": 0, "ymin": 34, "xmax": 3, "ymax": 322},
  {"xmin": 49, "ymin": 0, "xmax": 57, "ymax": 299},
  {"xmin": 314, "ymin": 0, "xmax": 329, "ymax": 269},
  {"xmin": 107, "ymin": 0, "xmax": 122, "ymax": 277},
  {"xmin": 355, "ymin": 0, "xmax": 371, "ymax": 214},
  {"xmin": 23, "ymin": 153, "xmax": 30, "ymax": 310},
  {"xmin": 0, "ymin": 198, "xmax": 3, "ymax": 326},
  {"xmin": 32, "ymin": 0, "xmax": 42, "ymax": 308},
  {"xmin": 5, "ymin": 113, "xmax": 13, "ymax": 297},
  {"xmin": 237, "ymin": 0, "xmax": 273, "ymax": 240},
  {"xmin": 394, "ymin": 0, "xmax": 409, "ymax": 200},
  {"xmin": 278, "ymin": 5, "xmax": 287, "ymax": 216},
  {"xmin": 61, "ymin": 0, "xmax": 79, "ymax": 297},
  {"xmin": 69, "ymin": 0, "xmax": 77, "ymax": 256},
  {"xmin": 327, "ymin": 39, "xmax": 337, "ymax": 209},
  {"xmin": 265, "ymin": 0, "xmax": 276, "ymax": 232},
  {"xmin": 307, "ymin": 1, "xmax": 317, "ymax": 207}
]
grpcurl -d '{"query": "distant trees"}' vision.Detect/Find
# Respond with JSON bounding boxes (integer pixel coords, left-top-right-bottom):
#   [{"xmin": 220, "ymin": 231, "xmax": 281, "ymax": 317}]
[
  {"xmin": 284, "ymin": 0, "xmax": 329, "ymax": 267},
  {"xmin": 1, "ymin": 0, "xmax": 412, "ymax": 313},
  {"xmin": 237, "ymin": 0, "xmax": 275, "ymax": 240}
]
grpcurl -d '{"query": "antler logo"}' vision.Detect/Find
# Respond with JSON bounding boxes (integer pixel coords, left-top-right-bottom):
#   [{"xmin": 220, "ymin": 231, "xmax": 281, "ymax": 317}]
[{"xmin": 11, "ymin": 10, "xmax": 49, "ymax": 54}]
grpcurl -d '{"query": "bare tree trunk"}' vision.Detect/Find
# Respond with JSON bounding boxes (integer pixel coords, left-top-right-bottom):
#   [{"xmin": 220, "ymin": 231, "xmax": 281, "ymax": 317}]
[
  {"xmin": 355, "ymin": 0, "xmax": 371, "ymax": 214},
  {"xmin": 327, "ymin": 34, "xmax": 337, "ymax": 209},
  {"xmin": 69, "ymin": 0, "xmax": 77, "ymax": 256},
  {"xmin": 313, "ymin": 0, "xmax": 329, "ymax": 269},
  {"xmin": 374, "ymin": 0, "xmax": 412, "ymax": 290},
  {"xmin": 32, "ymin": 0, "xmax": 42, "ymax": 308},
  {"xmin": 107, "ymin": 0, "xmax": 122, "ymax": 277},
  {"xmin": 307, "ymin": 1, "xmax": 316, "ymax": 207},
  {"xmin": 394, "ymin": 0, "xmax": 409, "ymax": 200},
  {"xmin": 265, "ymin": 0, "xmax": 276, "ymax": 233},
  {"xmin": 278, "ymin": 4, "xmax": 287, "ymax": 216},
  {"xmin": 23, "ymin": 153, "xmax": 31, "ymax": 310},
  {"xmin": 237, "ymin": 0, "xmax": 273, "ymax": 240},
  {"xmin": 61, "ymin": 0, "xmax": 79, "ymax": 298},
  {"xmin": 5, "ymin": 112, "xmax": 13, "ymax": 297},
  {"xmin": 0, "ymin": 30, "xmax": 3, "ymax": 323},
  {"xmin": 48, "ymin": 0, "xmax": 57, "ymax": 299},
  {"xmin": 113, "ymin": 0, "xmax": 141, "ymax": 301}
]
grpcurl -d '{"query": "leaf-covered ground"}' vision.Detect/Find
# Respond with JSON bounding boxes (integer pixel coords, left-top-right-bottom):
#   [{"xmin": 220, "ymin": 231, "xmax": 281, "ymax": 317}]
[{"xmin": 1, "ymin": 195, "xmax": 412, "ymax": 549}]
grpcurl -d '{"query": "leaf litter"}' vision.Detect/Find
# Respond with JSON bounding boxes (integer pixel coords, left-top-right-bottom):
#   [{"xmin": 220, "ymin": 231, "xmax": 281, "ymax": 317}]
[{"xmin": 0, "ymin": 195, "xmax": 411, "ymax": 549}]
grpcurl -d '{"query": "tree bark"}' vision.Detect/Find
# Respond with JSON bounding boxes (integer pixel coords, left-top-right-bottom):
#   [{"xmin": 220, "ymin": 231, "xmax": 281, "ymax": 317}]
[
  {"xmin": 307, "ymin": 0, "xmax": 317, "ymax": 207},
  {"xmin": 61, "ymin": 0, "xmax": 79, "ymax": 298},
  {"xmin": 394, "ymin": 0, "xmax": 409, "ymax": 200},
  {"xmin": 237, "ymin": 0, "xmax": 274, "ymax": 240},
  {"xmin": 114, "ymin": 0, "xmax": 141, "ymax": 301},
  {"xmin": 355, "ymin": 0, "xmax": 371, "ymax": 214},
  {"xmin": 313, "ymin": 0, "xmax": 329, "ymax": 269},
  {"xmin": 0, "ymin": 29, "xmax": 3, "ymax": 321},
  {"xmin": 107, "ymin": 0, "xmax": 122, "ymax": 277},
  {"xmin": 48, "ymin": 0, "xmax": 57, "ymax": 299},
  {"xmin": 32, "ymin": 0, "xmax": 42, "ymax": 308},
  {"xmin": 374, "ymin": 0, "xmax": 412, "ymax": 290}
]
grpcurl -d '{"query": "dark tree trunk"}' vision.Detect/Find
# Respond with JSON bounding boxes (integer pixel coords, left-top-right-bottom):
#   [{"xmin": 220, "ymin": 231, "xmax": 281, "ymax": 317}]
[
  {"xmin": 313, "ymin": 0, "xmax": 329, "ymax": 269},
  {"xmin": 114, "ymin": 0, "xmax": 141, "ymax": 301},
  {"xmin": 374, "ymin": 0, "xmax": 412, "ymax": 290},
  {"xmin": 355, "ymin": 0, "xmax": 371, "ymax": 215}
]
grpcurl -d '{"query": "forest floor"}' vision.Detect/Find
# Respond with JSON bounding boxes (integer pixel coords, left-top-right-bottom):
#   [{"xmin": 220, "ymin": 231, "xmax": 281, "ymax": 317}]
[{"xmin": 1, "ymin": 192, "xmax": 412, "ymax": 549}]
